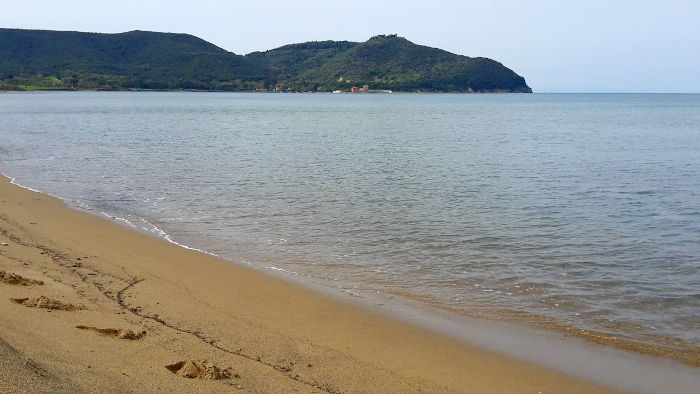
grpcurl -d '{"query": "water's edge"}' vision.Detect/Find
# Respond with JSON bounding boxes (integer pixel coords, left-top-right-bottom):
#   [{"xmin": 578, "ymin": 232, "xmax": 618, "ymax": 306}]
[
  {"xmin": 5, "ymin": 167, "xmax": 698, "ymax": 367},
  {"xmin": 3, "ymin": 172, "xmax": 698, "ymax": 393}
]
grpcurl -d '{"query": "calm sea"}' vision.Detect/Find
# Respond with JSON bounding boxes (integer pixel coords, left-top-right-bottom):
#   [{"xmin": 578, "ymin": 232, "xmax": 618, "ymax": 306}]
[{"xmin": 1, "ymin": 92, "xmax": 698, "ymax": 361}]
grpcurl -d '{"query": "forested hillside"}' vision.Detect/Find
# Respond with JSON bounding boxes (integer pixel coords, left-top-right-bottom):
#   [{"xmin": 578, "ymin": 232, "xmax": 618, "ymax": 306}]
[{"xmin": 0, "ymin": 29, "xmax": 531, "ymax": 92}]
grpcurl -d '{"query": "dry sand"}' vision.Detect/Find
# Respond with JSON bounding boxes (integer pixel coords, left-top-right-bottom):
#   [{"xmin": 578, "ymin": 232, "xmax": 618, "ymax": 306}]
[{"xmin": 0, "ymin": 174, "xmax": 619, "ymax": 393}]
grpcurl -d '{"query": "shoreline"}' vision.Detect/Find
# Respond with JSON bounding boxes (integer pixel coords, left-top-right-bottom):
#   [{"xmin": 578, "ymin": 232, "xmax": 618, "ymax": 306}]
[
  {"xmin": 6, "ymin": 170, "xmax": 698, "ymax": 369},
  {"xmin": 2, "ymin": 174, "xmax": 699, "ymax": 392},
  {"xmin": 0, "ymin": 176, "xmax": 631, "ymax": 393},
  {"xmin": 0, "ymin": 174, "xmax": 700, "ymax": 393},
  {"xmin": 0, "ymin": 86, "xmax": 532, "ymax": 93}
]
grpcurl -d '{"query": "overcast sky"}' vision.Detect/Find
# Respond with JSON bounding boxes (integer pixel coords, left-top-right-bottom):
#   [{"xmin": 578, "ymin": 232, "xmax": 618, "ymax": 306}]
[{"xmin": 2, "ymin": 0, "xmax": 699, "ymax": 92}]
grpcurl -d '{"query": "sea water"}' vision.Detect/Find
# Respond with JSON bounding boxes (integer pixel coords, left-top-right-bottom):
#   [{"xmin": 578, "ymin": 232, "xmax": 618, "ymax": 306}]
[{"xmin": 1, "ymin": 91, "xmax": 698, "ymax": 361}]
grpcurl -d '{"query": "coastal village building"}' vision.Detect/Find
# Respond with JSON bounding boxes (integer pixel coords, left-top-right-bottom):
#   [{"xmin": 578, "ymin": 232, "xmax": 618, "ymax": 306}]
[{"xmin": 350, "ymin": 85, "xmax": 370, "ymax": 93}]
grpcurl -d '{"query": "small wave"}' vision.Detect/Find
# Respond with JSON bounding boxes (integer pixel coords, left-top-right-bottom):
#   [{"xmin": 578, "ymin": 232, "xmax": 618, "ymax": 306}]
[
  {"xmin": 265, "ymin": 266, "xmax": 303, "ymax": 276},
  {"xmin": 99, "ymin": 212, "xmax": 219, "ymax": 257},
  {"xmin": 143, "ymin": 219, "xmax": 219, "ymax": 256},
  {"xmin": 2, "ymin": 171, "xmax": 222, "ymax": 260},
  {"xmin": 3, "ymin": 173, "xmax": 46, "ymax": 194}
]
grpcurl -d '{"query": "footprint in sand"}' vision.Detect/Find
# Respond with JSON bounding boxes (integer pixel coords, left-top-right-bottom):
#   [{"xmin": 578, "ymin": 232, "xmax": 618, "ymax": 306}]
[
  {"xmin": 165, "ymin": 360, "xmax": 236, "ymax": 380},
  {"xmin": 75, "ymin": 325, "xmax": 146, "ymax": 340},
  {"xmin": 0, "ymin": 271, "xmax": 44, "ymax": 286},
  {"xmin": 10, "ymin": 296, "xmax": 84, "ymax": 310}
]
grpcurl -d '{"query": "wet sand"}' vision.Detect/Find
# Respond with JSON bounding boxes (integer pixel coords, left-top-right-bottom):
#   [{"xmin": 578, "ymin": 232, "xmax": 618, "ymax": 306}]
[{"xmin": 0, "ymin": 174, "xmax": 621, "ymax": 393}]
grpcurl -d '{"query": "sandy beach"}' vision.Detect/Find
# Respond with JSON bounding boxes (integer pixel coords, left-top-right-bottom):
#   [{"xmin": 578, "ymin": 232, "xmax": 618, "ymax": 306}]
[{"xmin": 0, "ymin": 174, "xmax": 623, "ymax": 393}]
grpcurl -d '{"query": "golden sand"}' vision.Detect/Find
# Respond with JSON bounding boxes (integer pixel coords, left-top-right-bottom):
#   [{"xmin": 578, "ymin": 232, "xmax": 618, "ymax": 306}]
[{"xmin": 0, "ymin": 175, "xmax": 617, "ymax": 393}]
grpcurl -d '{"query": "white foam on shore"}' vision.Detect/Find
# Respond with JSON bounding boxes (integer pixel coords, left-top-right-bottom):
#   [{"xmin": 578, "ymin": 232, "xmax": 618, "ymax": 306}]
[
  {"xmin": 3, "ymin": 173, "xmax": 49, "ymax": 194},
  {"xmin": 2, "ymin": 172, "xmax": 219, "ymax": 258},
  {"xmin": 264, "ymin": 265, "xmax": 308, "ymax": 277},
  {"xmin": 98, "ymin": 212, "xmax": 219, "ymax": 257}
]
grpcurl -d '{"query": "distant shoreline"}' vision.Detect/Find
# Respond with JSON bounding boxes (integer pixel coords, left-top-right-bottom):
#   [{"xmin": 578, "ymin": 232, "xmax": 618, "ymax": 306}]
[{"xmin": 0, "ymin": 87, "xmax": 531, "ymax": 93}]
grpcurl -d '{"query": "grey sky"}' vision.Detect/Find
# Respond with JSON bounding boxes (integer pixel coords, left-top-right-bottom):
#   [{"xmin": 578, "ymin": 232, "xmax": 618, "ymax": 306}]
[{"xmin": 2, "ymin": 0, "xmax": 698, "ymax": 92}]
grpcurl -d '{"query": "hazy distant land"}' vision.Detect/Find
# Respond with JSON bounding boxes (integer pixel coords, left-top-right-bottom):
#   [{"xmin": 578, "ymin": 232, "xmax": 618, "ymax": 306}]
[{"xmin": 0, "ymin": 29, "xmax": 531, "ymax": 93}]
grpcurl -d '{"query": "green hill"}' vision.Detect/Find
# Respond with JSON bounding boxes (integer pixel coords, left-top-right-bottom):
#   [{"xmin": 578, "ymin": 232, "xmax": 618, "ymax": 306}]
[
  {"xmin": 0, "ymin": 29, "xmax": 264, "ymax": 90},
  {"xmin": 254, "ymin": 35, "xmax": 531, "ymax": 92},
  {"xmin": 0, "ymin": 29, "xmax": 531, "ymax": 92}
]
